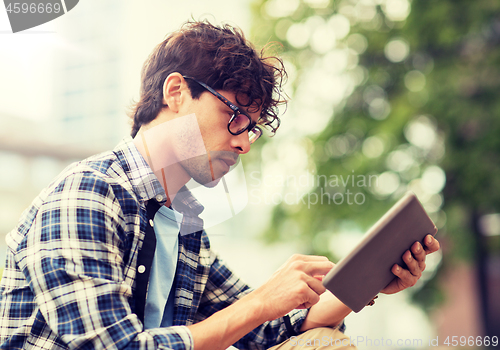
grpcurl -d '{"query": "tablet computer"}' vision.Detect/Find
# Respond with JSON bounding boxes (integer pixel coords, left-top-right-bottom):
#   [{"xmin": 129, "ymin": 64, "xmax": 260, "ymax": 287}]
[{"xmin": 322, "ymin": 192, "xmax": 438, "ymax": 313}]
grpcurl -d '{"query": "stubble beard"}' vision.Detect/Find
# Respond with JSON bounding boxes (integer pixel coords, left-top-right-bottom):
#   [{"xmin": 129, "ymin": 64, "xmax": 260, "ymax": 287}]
[
  {"xmin": 179, "ymin": 153, "xmax": 220, "ymax": 188},
  {"xmin": 179, "ymin": 150, "xmax": 237, "ymax": 188}
]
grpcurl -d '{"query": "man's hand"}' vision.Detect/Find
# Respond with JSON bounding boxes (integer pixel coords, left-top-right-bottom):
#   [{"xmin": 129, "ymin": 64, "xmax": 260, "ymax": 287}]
[
  {"xmin": 188, "ymin": 254, "xmax": 334, "ymax": 350},
  {"xmin": 250, "ymin": 254, "xmax": 334, "ymax": 321},
  {"xmin": 381, "ymin": 234, "xmax": 440, "ymax": 294}
]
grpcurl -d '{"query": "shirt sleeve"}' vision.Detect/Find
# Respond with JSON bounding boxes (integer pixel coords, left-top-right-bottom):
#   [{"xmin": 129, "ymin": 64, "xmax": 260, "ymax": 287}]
[
  {"xmin": 11, "ymin": 170, "xmax": 193, "ymax": 350},
  {"xmin": 193, "ymin": 250, "xmax": 308, "ymax": 350}
]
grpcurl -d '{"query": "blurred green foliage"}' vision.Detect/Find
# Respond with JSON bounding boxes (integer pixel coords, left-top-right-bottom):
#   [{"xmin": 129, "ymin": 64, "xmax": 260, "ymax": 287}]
[{"xmin": 251, "ymin": 0, "xmax": 500, "ymax": 311}]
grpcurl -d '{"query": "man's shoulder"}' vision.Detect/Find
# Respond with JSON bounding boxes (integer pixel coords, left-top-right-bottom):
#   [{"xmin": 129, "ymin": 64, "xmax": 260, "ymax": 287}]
[
  {"xmin": 80, "ymin": 149, "xmax": 121, "ymax": 175},
  {"xmin": 7, "ymin": 146, "xmax": 143, "ymax": 250},
  {"xmin": 73, "ymin": 149, "xmax": 129, "ymax": 184},
  {"xmin": 51, "ymin": 150, "xmax": 129, "ymax": 192},
  {"xmin": 57, "ymin": 138, "xmax": 143, "ymax": 195},
  {"xmin": 30, "ymin": 140, "xmax": 145, "ymax": 216}
]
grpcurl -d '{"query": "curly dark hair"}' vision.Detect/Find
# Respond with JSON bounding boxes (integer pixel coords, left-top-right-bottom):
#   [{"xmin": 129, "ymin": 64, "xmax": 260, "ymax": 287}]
[{"xmin": 129, "ymin": 20, "xmax": 287, "ymax": 138}]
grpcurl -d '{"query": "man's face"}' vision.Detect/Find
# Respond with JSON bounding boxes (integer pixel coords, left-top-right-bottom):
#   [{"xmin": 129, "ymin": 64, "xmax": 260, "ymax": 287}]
[{"xmin": 176, "ymin": 88, "xmax": 260, "ymax": 187}]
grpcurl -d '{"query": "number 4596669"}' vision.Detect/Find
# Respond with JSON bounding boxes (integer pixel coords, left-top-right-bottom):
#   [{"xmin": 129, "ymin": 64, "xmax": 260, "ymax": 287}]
[
  {"xmin": 6, "ymin": 3, "xmax": 62, "ymax": 14},
  {"xmin": 444, "ymin": 336, "xmax": 498, "ymax": 347}
]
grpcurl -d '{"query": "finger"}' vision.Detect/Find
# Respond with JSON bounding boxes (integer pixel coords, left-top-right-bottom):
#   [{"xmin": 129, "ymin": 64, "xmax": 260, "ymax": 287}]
[
  {"xmin": 403, "ymin": 250, "xmax": 422, "ymax": 278},
  {"xmin": 298, "ymin": 302, "xmax": 314, "ymax": 309},
  {"xmin": 411, "ymin": 241, "xmax": 426, "ymax": 270},
  {"xmin": 276, "ymin": 255, "xmax": 330, "ymax": 275},
  {"xmin": 288, "ymin": 259, "xmax": 334, "ymax": 277},
  {"xmin": 423, "ymin": 235, "xmax": 440, "ymax": 254},
  {"xmin": 288, "ymin": 254, "xmax": 331, "ymax": 262},
  {"xmin": 294, "ymin": 281, "xmax": 322, "ymax": 310},
  {"xmin": 392, "ymin": 264, "xmax": 418, "ymax": 288},
  {"xmin": 301, "ymin": 260, "xmax": 335, "ymax": 277},
  {"xmin": 305, "ymin": 275, "xmax": 327, "ymax": 296},
  {"xmin": 313, "ymin": 275, "xmax": 324, "ymax": 282},
  {"xmin": 302, "ymin": 285, "xmax": 322, "ymax": 307}
]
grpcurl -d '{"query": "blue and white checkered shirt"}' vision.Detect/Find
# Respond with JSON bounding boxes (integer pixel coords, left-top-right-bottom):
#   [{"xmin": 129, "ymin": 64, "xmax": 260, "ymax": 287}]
[{"xmin": 0, "ymin": 137, "xmax": 307, "ymax": 350}]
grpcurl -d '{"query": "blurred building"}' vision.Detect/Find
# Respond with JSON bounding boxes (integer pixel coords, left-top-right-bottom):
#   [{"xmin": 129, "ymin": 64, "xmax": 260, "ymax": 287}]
[
  {"xmin": 53, "ymin": 1, "xmax": 129, "ymax": 150},
  {"xmin": 0, "ymin": 115, "xmax": 104, "ymax": 268},
  {"xmin": 0, "ymin": 2, "xmax": 131, "ymax": 253}
]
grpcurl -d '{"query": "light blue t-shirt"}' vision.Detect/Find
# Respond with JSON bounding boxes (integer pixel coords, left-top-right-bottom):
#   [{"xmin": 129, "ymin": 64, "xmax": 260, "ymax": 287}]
[{"xmin": 143, "ymin": 205, "xmax": 183, "ymax": 329}]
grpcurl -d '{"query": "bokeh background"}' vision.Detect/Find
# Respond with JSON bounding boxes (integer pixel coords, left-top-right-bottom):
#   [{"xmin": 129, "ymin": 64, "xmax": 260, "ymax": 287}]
[{"xmin": 1, "ymin": 0, "xmax": 499, "ymax": 348}]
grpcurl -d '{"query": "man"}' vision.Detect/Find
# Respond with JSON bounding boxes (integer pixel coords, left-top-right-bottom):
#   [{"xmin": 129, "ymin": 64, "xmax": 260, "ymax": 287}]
[{"xmin": 0, "ymin": 21, "xmax": 439, "ymax": 350}]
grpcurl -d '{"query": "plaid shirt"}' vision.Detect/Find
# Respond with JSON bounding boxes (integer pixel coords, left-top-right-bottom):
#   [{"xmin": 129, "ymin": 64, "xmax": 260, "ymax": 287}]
[{"xmin": 0, "ymin": 137, "xmax": 307, "ymax": 350}]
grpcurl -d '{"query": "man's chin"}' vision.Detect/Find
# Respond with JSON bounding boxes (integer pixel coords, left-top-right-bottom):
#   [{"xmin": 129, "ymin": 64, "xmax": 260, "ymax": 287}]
[
  {"xmin": 202, "ymin": 177, "xmax": 222, "ymax": 188},
  {"xmin": 189, "ymin": 172, "xmax": 223, "ymax": 188}
]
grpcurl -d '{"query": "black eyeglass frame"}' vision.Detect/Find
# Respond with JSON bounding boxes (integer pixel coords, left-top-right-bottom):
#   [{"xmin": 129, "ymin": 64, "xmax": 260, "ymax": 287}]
[{"xmin": 182, "ymin": 75, "xmax": 262, "ymax": 143}]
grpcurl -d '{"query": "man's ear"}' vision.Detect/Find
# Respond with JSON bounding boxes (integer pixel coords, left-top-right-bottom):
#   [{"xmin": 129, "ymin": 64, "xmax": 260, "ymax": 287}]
[{"xmin": 162, "ymin": 73, "xmax": 190, "ymax": 113}]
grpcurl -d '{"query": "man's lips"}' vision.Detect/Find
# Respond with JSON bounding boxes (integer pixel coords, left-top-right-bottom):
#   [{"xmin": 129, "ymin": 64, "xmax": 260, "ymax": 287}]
[{"xmin": 219, "ymin": 157, "xmax": 237, "ymax": 174}]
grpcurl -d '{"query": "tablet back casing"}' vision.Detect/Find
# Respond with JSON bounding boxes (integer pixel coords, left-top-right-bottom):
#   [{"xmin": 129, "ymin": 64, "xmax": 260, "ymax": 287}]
[{"xmin": 322, "ymin": 192, "xmax": 438, "ymax": 313}]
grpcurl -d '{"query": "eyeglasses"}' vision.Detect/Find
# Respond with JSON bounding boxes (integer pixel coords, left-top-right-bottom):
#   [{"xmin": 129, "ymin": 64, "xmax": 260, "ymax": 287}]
[{"xmin": 182, "ymin": 76, "xmax": 262, "ymax": 144}]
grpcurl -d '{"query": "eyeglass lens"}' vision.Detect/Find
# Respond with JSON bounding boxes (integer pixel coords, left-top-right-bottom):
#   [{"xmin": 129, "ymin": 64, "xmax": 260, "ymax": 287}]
[
  {"xmin": 229, "ymin": 113, "xmax": 262, "ymax": 144},
  {"xmin": 248, "ymin": 129, "xmax": 262, "ymax": 144},
  {"xmin": 229, "ymin": 113, "xmax": 250, "ymax": 134}
]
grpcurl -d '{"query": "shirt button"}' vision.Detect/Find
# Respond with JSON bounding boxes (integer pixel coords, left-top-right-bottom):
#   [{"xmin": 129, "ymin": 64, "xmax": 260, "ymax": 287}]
[
  {"xmin": 138, "ymin": 265, "xmax": 146, "ymax": 274},
  {"xmin": 140, "ymin": 191, "xmax": 147, "ymax": 198},
  {"xmin": 155, "ymin": 194, "xmax": 163, "ymax": 202},
  {"xmin": 149, "ymin": 219, "xmax": 154, "ymax": 227}
]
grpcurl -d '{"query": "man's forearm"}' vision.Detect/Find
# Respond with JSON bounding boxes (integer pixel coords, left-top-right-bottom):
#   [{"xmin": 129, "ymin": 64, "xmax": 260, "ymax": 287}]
[
  {"xmin": 187, "ymin": 292, "xmax": 267, "ymax": 350},
  {"xmin": 188, "ymin": 254, "xmax": 336, "ymax": 350},
  {"xmin": 188, "ymin": 289, "xmax": 351, "ymax": 350}
]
